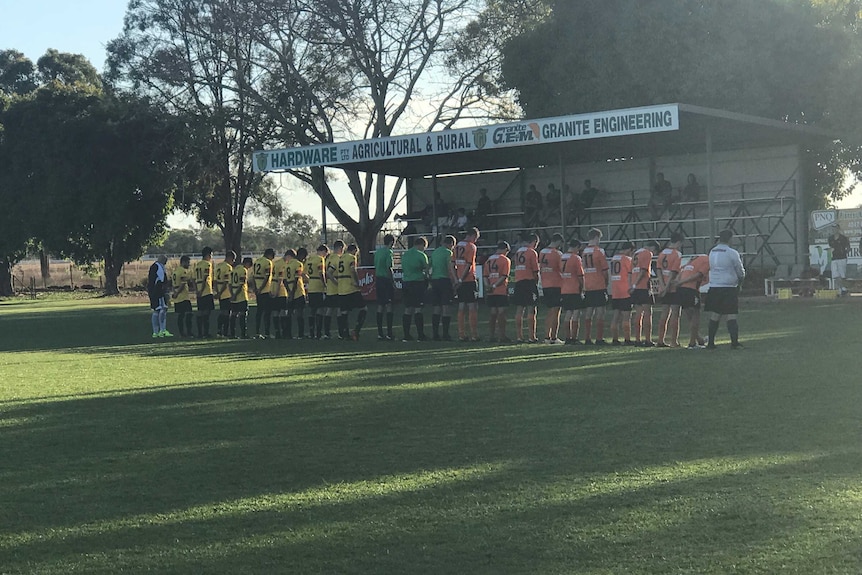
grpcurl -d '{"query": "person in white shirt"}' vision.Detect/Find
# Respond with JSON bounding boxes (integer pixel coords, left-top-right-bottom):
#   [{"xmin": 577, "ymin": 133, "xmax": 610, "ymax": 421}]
[{"xmin": 706, "ymin": 230, "xmax": 746, "ymax": 349}]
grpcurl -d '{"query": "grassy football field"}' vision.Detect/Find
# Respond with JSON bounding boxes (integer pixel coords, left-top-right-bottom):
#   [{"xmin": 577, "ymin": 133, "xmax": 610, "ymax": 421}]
[{"xmin": 1, "ymin": 295, "xmax": 861, "ymax": 574}]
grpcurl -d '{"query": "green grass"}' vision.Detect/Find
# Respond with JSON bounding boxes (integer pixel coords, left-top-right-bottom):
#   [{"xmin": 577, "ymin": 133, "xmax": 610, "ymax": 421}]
[{"xmin": 1, "ymin": 297, "xmax": 861, "ymax": 574}]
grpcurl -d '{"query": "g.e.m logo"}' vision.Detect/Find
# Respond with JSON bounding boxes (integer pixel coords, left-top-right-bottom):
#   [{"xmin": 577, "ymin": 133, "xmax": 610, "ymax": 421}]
[
  {"xmin": 492, "ymin": 123, "xmax": 541, "ymax": 145},
  {"xmin": 811, "ymin": 210, "xmax": 837, "ymax": 231}
]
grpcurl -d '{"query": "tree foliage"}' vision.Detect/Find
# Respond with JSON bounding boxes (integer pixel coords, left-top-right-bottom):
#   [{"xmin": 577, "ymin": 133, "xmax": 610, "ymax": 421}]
[
  {"xmin": 499, "ymin": 0, "xmax": 862, "ymax": 207},
  {"xmin": 0, "ymin": 51, "xmax": 182, "ymax": 295}
]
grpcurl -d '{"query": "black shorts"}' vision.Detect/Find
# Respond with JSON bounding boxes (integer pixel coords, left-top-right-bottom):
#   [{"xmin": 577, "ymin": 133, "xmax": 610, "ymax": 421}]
[
  {"xmin": 658, "ymin": 291, "xmax": 680, "ymax": 307},
  {"xmin": 197, "ymin": 294, "xmax": 215, "ymax": 312},
  {"xmin": 487, "ymin": 294, "xmax": 509, "ymax": 308},
  {"xmin": 583, "ymin": 289, "xmax": 609, "ymax": 308},
  {"xmin": 456, "ymin": 281, "xmax": 478, "ymax": 304},
  {"xmin": 272, "ymin": 296, "xmax": 288, "ymax": 311},
  {"xmin": 376, "ymin": 276, "xmax": 395, "ymax": 305},
  {"xmin": 231, "ymin": 300, "xmax": 249, "ymax": 313},
  {"xmin": 631, "ymin": 288, "xmax": 652, "ymax": 306},
  {"xmin": 149, "ymin": 293, "xmax": 166, "ymax": 310},
  {"xmin": 677, "ymin": 287, "xmax": 701, "ymax": 310},
  {"xmin": 255, "ymin": 294, "xmax": 271, "ymax": 311},
  {"xmin": 403, "ymin": 280, "xmax": 427, "ymax": 308},
  {"xmin": 174, "ymin": 300, "xmax": 193, "ymax": 314},
  {"xmin": 289, "ymin": 296, "xmax": 306, "ymax": 311},
  {"xmin": 340, "ymin": 291, "xmax": 365, "ymax": 311},
  {"xmin": 706, "ymin": 287, "xmax": 739, "ymax": 315},
  {"xmin": 542, "ymin": 287, "xmax": 562, "ymax": 308},
  {"xmin": 561, "ymin": 293, "xmax": 585, "ymax": 311},
  {"xmin": 219, "ymin": 298, "xmax": 232, "ymax": 311},
  {"xmin": 325, "ymin": 293, "xmax": 340, "ymax": 307},
  {"xmin": 513, "ymin": 280, "xmax": 539, "ymax": 307},
  {"xmin": 308, "ymin": 292, "xmax": 325, "ymax": 310},
  {"xmin": 611, "ymin": 297, "xmax": 632, "ymax": 312},
  {"xmin": 431, "ymin": 278, "xmax": 454, "ymax": 306}
]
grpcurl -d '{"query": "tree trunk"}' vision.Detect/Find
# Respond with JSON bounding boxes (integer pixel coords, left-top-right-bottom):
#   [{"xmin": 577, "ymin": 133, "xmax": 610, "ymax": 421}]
[
  {"xmin": 356, "ymin": 227, "xmax": 378, "ymax": 266},
  {"xmin": 39, "ymin": 249, "xmax": 51, "ymax": 284},
  {"xmin": 103, "ymin": 253, "xmax": 123, "ymax": 296},
  {"xmin": 0, "ymin": 257, "xmax": 13, "ymax": 297}
]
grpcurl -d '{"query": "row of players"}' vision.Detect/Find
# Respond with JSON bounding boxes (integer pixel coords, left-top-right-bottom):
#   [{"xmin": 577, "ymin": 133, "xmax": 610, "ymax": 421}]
[
  {"xmin": 390, "ymin": 228, "xmax": 743, "ymax": 348},
  {"xmin": 146, "ymin": 226, "xmax": 745, "ymax": 348}
]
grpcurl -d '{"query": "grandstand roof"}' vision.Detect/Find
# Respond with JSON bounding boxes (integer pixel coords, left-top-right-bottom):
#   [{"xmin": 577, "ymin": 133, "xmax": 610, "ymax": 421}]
[{"xmin": 254, "ymin": 103, "xmax": 836, "ymax": 179}]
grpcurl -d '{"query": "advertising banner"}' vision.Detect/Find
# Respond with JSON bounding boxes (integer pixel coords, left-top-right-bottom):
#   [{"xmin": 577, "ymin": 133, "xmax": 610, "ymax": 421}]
[{"xmin": 809, "ymin": 209, "xmax": 862, "ymax": 273}]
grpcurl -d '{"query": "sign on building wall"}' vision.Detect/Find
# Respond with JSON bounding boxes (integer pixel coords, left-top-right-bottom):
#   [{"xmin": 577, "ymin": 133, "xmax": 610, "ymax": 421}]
[{"xmin": 253, "ymin": 104, "xmax": 680, "ymax": 173}]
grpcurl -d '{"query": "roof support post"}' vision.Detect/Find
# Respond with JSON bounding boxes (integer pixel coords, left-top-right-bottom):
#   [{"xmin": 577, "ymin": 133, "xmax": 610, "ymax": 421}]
[
  {"xmin": 706, "ymin": 126, "xmax": 716, "ymax": 244},
  {"xmin": 432, "ymin": 174, "xmax": 439, "ymax": 244},
  {"xmin": 559, "ymin": 151, "xmax": 567, "ymax": 238},
  {"xmin": 795, "ymin": 144, "xmax": 804, "ymax": 265}
]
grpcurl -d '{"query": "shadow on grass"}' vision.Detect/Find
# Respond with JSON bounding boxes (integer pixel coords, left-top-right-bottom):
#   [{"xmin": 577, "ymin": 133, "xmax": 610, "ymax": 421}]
[{"xmin": 2, "ymin": 347, "xmax": 862, "ymax": 573}]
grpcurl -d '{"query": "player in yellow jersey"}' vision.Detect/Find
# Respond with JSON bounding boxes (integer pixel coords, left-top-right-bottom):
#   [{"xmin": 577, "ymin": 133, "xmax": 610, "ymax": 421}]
[
  {"xmin": 324, "ymin": 241, "xmax": 344, "ymax": 339},
  {"xmin": 306, "ymin": 244, "xmax": 329, "ymax": 339},
  {"xmin": 252, "ymin": 248, "xmax": 275, "ymax": 338},
  {"xmin": 171, "ymin": 255, "xmax": 194, "ymax": 337},
  {"xmin": 193, "ymin": 247, "xmax": 215, "ymax": 338},
  {"xmin": 290, "ymin": 248, "xmax": 309, "ymax": 338},
  {"xmin": 229, "ymin": 257, "xmax": 253, "ymax": 339},
  {"xmin": 271, "ymin": 250, "xmax": 290, "ymax": 339},
  {"xmin": 214, "ymin": 250, "xmax": 235, "ymax": 337},
  {"xmin": 338, "ymin": 243, "xmax": 368, "ymax": 340}
]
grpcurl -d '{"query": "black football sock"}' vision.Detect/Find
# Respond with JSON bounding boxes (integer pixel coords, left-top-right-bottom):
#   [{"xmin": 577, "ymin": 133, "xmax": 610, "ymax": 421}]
[
  {"xmin": 202, "ymin": 312, "xmax": 211, "ymax": 336},
  {"xmin": 239, "ymin": 315, "xmax": 248, "ymax": 338},
  {"xmin": 297, "ymin": 316, "xmax": 305, "ymax": 338},
  {"xmin": 273, "ymin": 315, "xmax": 282, "ymax": 338},
  {"xmin": 442, "ymin": 316, "xmax": 452, "ymax": 337},
  {"xmin": 414, "ymin": 313, "xmax": 425, "ymax": 338},
  {"xmin": 708, "ymin": 319, "xmax": 719, "ymax": 345},
  {"xmin": 263, "ymin": 312, "xmax": 272, "ymax": 336},
  {"xmin": 176, "ymin": 313, "xmax": 186, "ymax": 336},
  {"xmin": 377, "ymin": 312, "xmax": 384, "ymax": 336},
  {"xmin": 356, "ymin": 309, "xmax": 366, "ymax": 332},
  {"xmin": 185, "ymin": 314, "xmax": 192, "ymax": 336},
  {"xmin": 432, "ymin": 314, "xmax": 441, "ymax": 337},
  {"xmin": 324, "ymin": 315, "xmax": 332, "ymax": 336},
  {"xmin": 229, "ymin": 316, "xmax": 236, "ymax": 338},
  {"xmin": 402, "ymin": 314, "xmax": 413, "ymax": 337},
  {"xmin": 255, "ymin": 307, "xmax": 263, "ymax": 334},
  {"xmin": 386, "ymin": 312, "xmax": 394, "ymax": 337},
  {"xmin": 196, "ymin": 316, "xmax": 203, "ymax": 338},
  {"xmin": 316, "ymin": 315, "xmax": 324, "ymax": 338},
  {"xmin": 727, "ymin": 319, "xmax": 739, "ymax": 344}
]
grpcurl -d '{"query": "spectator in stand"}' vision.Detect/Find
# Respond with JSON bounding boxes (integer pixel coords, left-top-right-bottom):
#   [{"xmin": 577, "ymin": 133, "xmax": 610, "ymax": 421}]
[
  {"xmin": 545, "ymin": 183, "xmax": 562, "ymax": 226},
  {"xmin": 476, "ymin": 188, "xmax": 494, "ymax": 230},
  {"xmin": 580, "ymin": 179, "xmax": 600, "ymax": 210},
  {"xmin": 524, "ymin": 184, "xmax": 544, "ymax": 228},
  {"xmin": 828, "ymin": 225, "xmax": 851, "ymax": 296},
  {"xmin": 682, "ymin": 173, "xmax": 701, "ymax": 202},
  {"xmin": 648, "ymin": 172, "xmax": 674, "ymax": 220},
  {"xmin": 454, "ymin": 207, "xmax": 469, "ymax": 231}
]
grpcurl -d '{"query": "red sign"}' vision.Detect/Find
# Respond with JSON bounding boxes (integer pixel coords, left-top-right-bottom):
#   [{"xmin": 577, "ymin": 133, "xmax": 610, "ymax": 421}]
[{"xmin": 358, "ymin": 267, "xmax": 403, "ymax": 302}]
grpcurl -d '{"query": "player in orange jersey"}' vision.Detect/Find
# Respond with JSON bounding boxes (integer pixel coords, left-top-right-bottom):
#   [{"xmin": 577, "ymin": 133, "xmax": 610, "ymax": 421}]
[
  {"xmin": 580, "ymin": 228, "xmax": 609, "ymax": 344},
  {"xmin": 656, "ymin": 232, "xmax": 684, "ymax": 347},
  {"xmin": 673, "ymin": 253, "xmax": 710, "ymax": 349},
  {"xmin": 539, "ymin": 233, "xmax": 564, "ymax": 344},
  {"xmin": 453, "ymin": 227, "xmax": 481, "ymax": 341},
  {"xmin": 513, "ymin": 233, "xmax": 540, "ymax": 343},
  {"xmin": 630, "ymin": 239, "xmax": 660, "ymax": 347},
  {"xmin": 609, "ymin": 242, "xmax": 635, "ymax": 345},
  {"xmin": 560, "ymin": 239, "xmax": 585, "ymax": 344},
  {"xmin": 483, "ymin": 241, "xmax": 512, "ymax": 342}
]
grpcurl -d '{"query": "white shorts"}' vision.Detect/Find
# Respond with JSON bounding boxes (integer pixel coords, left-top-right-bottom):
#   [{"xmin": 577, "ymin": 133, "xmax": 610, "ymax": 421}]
[{"xmin": 832, "ymin": 259, "xmax": 847, "ymax": 280}]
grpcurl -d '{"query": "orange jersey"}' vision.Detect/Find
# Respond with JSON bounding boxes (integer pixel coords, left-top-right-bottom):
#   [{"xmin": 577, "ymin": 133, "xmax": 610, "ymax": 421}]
[
  {"xmin": 677, "ymin": 255, "xmax": 710, "ymax": 290},
  {"xmin": 483, "ymin": 253, "xmax": 512, "ymax": 296},
  {"xmin": 539, "ymin": 248, "xmax": 562, "ymax": 289},
  {"xmin": 560, "ymin": 252, "xmax": 585, "ymax": 295},
  {"xmin": 631, "ymin": 248, "xmax": 653, "ymax": 290},
  {"xmin": 581, "ymin": 245, "xmax": 608, "ymax": 291},
  {"xmin": 453, "ymin": 240, "xmax": 477, "ymax": 282},
  {"xmin": 609, "ymin": 254, "xmax": 633, "ymax": 300},
  {"xmin": 513, "ymin": 246, "xmax": 539, "ymax": 282},
  {"xmin": 657, "ymin": 248, "xmax": 682, "ymax": 292}
]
